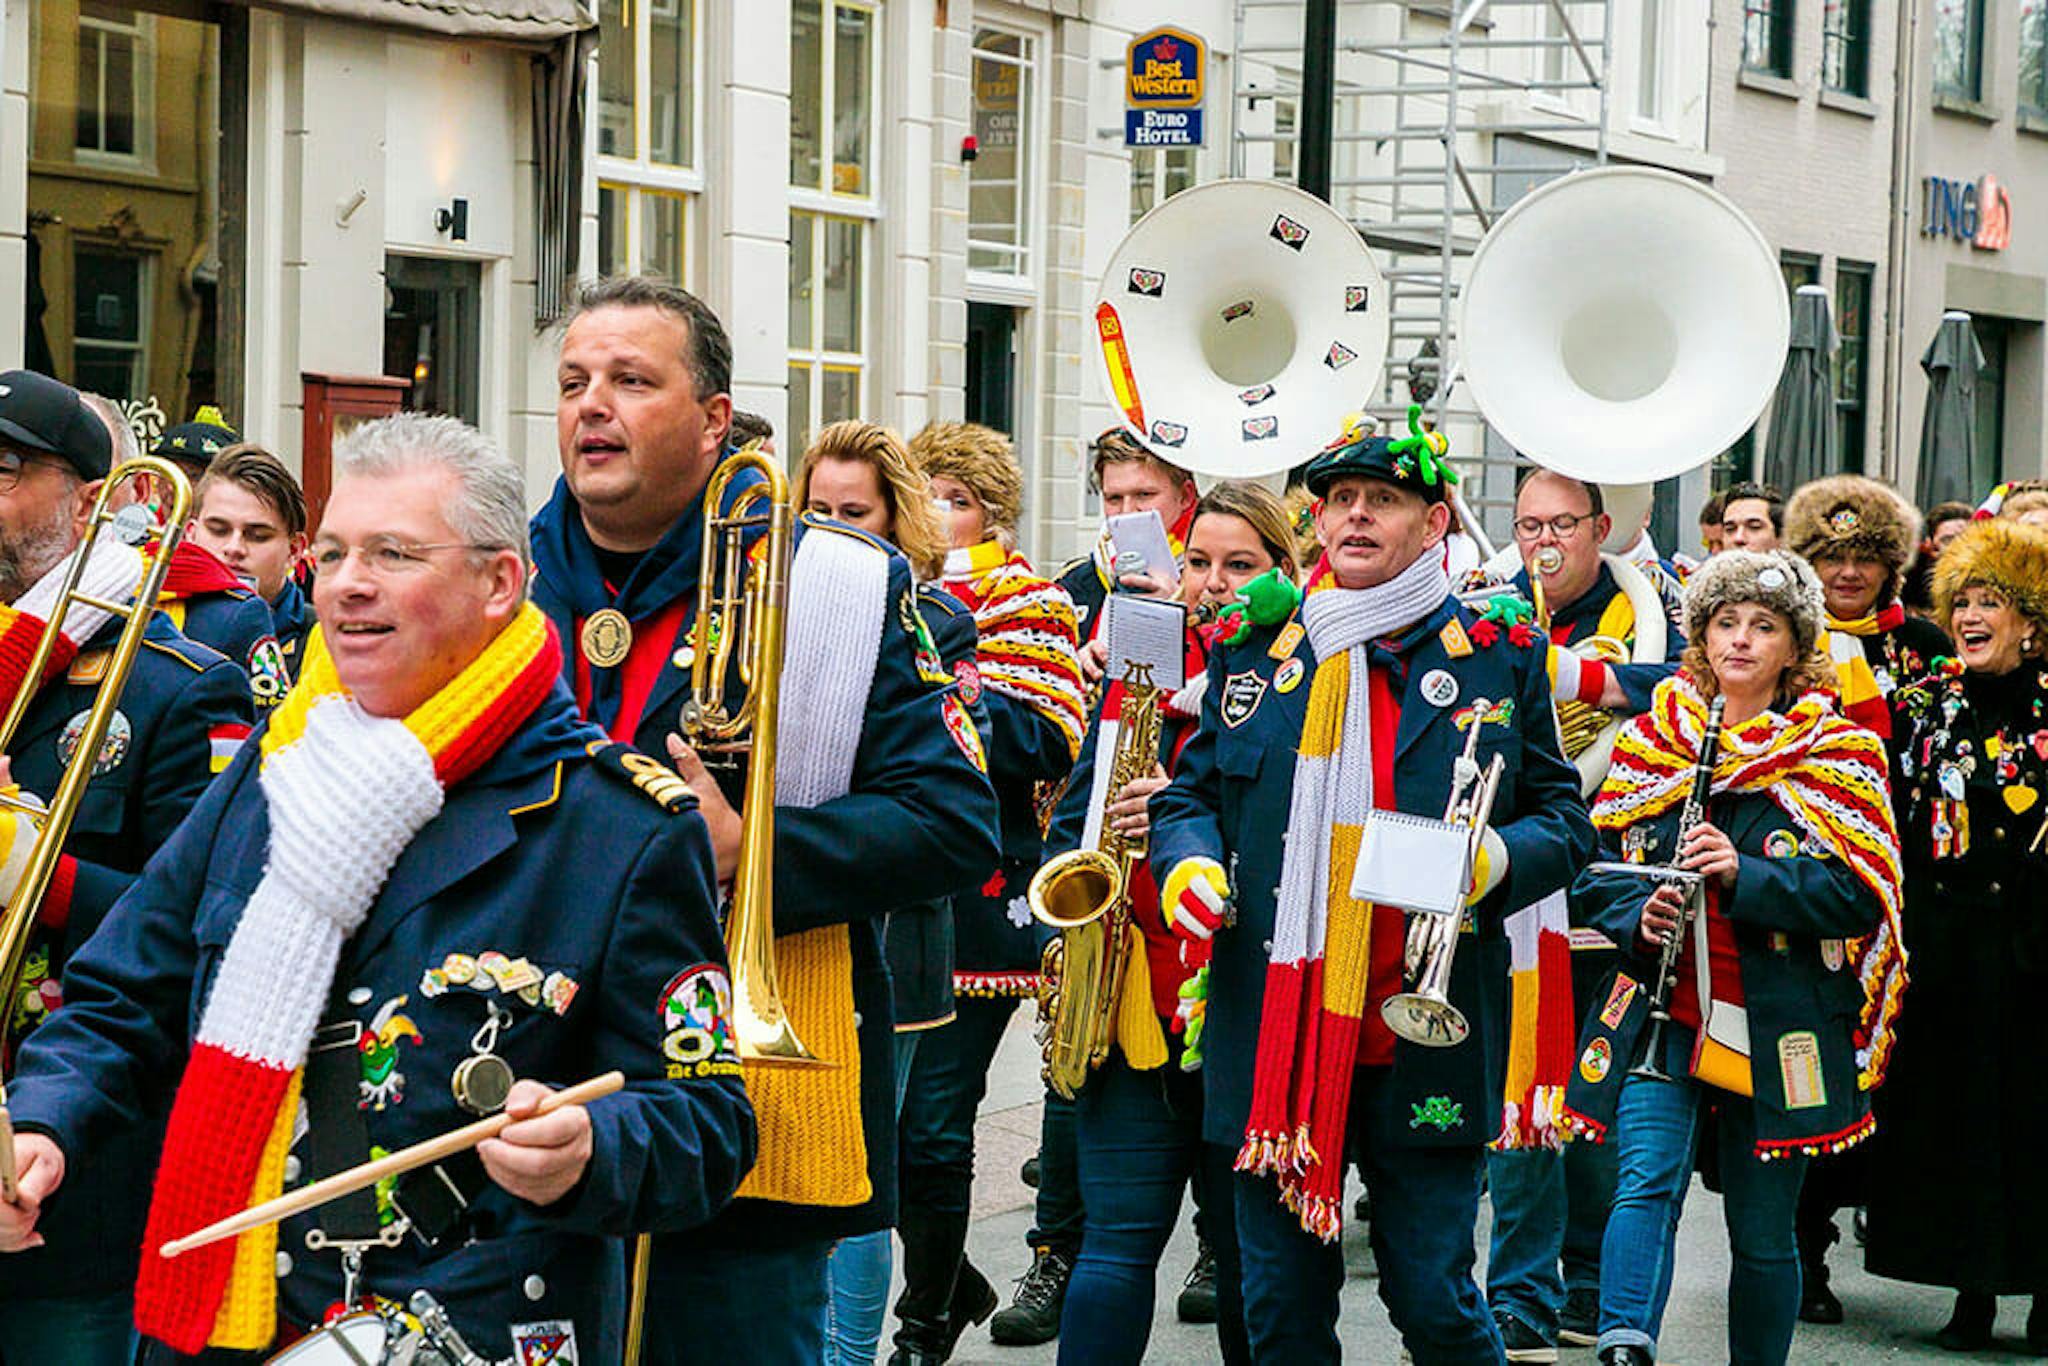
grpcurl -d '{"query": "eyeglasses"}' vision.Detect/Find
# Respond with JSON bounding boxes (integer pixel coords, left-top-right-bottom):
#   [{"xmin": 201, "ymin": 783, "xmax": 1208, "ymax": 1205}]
[
  {"xmin": 309, "ymin": 536, "xmax": 500, "ymax": 578},
  {"xmin": 1511, "ymin": 512, "xmax": 1595, "ymax": 541},
  {"xmin": 0, "ymin": 449, "xmax": 73, "ymax": 492}
]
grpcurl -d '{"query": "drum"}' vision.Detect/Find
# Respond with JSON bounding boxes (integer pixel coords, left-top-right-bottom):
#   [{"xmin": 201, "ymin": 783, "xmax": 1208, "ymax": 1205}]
[{"xmin": 265, "ymin": 1311, "xmax": 389, "ymax": 1365}]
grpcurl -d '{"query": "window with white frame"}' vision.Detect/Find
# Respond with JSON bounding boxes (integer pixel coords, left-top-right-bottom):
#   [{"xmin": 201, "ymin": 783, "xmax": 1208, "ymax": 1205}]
[
  {"xmin": 1129, "ymin": 147, "xmax": 1196, "ymax": 222},
  {"xmin": 969, "ymin": 26, "xmax": 1034, "ymax": 277},
  {"xmin": 595, "ymin": 0, "xmax": 698, "ymax": 282},
  {"xmin": 789, "ymin": 0, "xmax": 877, "ymax": 451},
  {"xmin": 76, "ymin": 1, "xmax": 152, "ymax": 164},
  {"xmin": 1272, "ymin": 95, "xmax": 1298, "ymax": 184}
]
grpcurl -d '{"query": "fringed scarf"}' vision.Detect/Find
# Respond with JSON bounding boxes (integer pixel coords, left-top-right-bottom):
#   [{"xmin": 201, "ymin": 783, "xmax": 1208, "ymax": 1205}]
[
  {"xmin": 732, "ymin": 524, "xmax": 885, "ymax": 1208},
  {"xmin": 135, "ymin": 605, "xmax": 561, "ymax": 1353},
  {"xmin": 1237, "ymin": 549, "xmax": 1451, "ymax": 1242},
  {"xmin": 1595, "ymin": 674, "xmax": 1907, "ymax": 1090},
  {"xmin": 1494, "ymin": 890, "xmax": 1575, "ymax": 1150},
  {"xmin": 1823, "ymin": 600, "xmax": 1908, "ymax": 738},
  {"xmin": 941, "ymin": 541, "xmax": 1086, "ymax": 764}
]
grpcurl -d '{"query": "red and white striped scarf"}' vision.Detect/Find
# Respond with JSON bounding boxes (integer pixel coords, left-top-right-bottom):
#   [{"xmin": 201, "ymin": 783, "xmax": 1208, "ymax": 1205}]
[{"xmin": 941, "ymin": 540, "xmax": 1086, "ymax": 762}]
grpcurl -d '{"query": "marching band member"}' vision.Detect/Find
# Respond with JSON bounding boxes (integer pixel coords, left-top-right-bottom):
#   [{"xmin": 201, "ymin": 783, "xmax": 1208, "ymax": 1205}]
[
  {"xmin": 1, "ymin": 413, "xmax": 757, "ymax": 1363},
  {"xmin": 794, "ymin": 420, "xmax": 986, "ymax": 1366},
  {"xmin": 1048, "ymin": 480, "xmax": 1300, "ymax": 1366},
  {"xmin": 1056, "ymin": 426, "xmax": 1197, "ymax": 643},
  {"xmin": 1719, "ymin": 482, "xmax": 1786, "ymax": 553},
  {"xmin": 1487, "ymin": 471, "xmax": 1681, "ymax": 1361},
  {"xmin": 1781, "ymin": 474, "xmax": 1947, "ymax": 1322},
  {"xmin": 1563, "ymin": 549, "xmax": 1904, "ymax": 1366},
  {"xmin": 1867, "ymin": 520, "xmax": 2048, "ymax": 1352},
  {"xmin": 1901, "ymin": 500, "xmax": 1975, "ymax": 618},
  {"xmin": 538, "ymin": 279, "xmax": 998, "ymax": 1364},
  {"xmin": 187, "ymin": 445, "xmax": 316, "ymax": 678},
  {"xmin": 892, "ymin": 420, "xmax": 1086, "ymax": 1361},
  {"xmin": 1150, "ymin": 427, "xmax": 1593, "ymax": 1363},
  {"xmin": 0, "ymin": 370, "xmax": 252, "ymax": 1365}
]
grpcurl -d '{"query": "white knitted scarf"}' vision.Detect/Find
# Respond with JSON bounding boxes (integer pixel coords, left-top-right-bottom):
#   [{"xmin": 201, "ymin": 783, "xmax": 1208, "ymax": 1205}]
[{"xmin": 777, "ymin": 528, "xmax": 888, "ymax": 807}]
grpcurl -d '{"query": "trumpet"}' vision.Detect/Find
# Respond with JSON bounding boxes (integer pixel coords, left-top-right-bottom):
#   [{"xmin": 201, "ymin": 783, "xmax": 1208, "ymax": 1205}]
[
  {"xmin": 0, "ymin": 458, "xmax": 193, "ymax": 1198},
  {"xmin": 1380, "ymin": 701, "xmax": 1505, "ymax": 1048}
]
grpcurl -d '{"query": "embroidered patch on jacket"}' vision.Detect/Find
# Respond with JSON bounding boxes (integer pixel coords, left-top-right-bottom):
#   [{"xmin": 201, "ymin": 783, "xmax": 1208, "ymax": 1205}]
[
  {"xmin": 1578, "ymin": 1037, "xmax": 1612, "ymax": 1085},
  {"xmin": 510, "ymin": 1319, "xmax": 579, "ymax": 1365},
  {"xmin": 1598, "ymin": 975, "xmax": 1638, "ymax": 1030},
  {"xmin": 660, "ymin": 965, "xmax": 743, "ymax": 1080},
  {"xmin": 1777, "ymin": 1031, "xmax": 1826, "ymax": 1109},
  {"xmin": 942, "ymin": 694, "xmax": 987, "ymax": 772},
  {"xmin": 1221, "ymin": 671, "xmax": 1267, "ymax": 728},
  {"xmin": 1409, "ymin": 1095, "xmax": 1464, "ymax": 1131}
]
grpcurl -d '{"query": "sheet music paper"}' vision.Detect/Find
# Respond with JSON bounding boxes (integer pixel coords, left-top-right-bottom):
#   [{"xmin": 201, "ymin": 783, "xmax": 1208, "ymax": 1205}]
[
  {"xmin": 1350, "ymin": 811, "xmax": 1470, "ymax": 915},
  {"xmin": 1105, "ymin": 594, "xmax": 1186, "ymax": 693}
]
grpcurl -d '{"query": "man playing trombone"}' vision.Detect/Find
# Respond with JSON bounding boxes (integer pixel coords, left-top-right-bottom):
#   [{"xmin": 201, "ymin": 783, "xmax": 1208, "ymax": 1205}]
[
  {"xmin": 1148, "ymin": 426, "xmax": 1592, "ymax": 1363},
  {"xmin": 0, "ymin": 369, "xmax": 253, "ymax": 1365},
  {"xmin": 0, "ymin": 412, "xmax": 757, "ymax": 1363}
]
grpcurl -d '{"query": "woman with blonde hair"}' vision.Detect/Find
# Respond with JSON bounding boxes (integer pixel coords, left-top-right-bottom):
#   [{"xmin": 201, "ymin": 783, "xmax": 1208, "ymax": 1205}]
[{"xmin": 798, "ymin": 421, "xmax": 984, "ymax": 1366}]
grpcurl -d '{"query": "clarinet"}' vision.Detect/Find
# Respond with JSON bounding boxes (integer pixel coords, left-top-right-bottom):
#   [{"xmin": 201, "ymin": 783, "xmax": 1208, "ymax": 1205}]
[{"xmin": 1628, "ymin": 694, "xmax": 1727, "ymax": 1083}]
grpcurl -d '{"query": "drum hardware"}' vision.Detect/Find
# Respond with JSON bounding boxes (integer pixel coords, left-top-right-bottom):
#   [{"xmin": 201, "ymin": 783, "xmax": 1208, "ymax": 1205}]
[
  {"xmin": 408, "ymin": 1290, "xmax": 502, "ymax": 1366},
  {"xmin": 304, "ymin": 1219, "xmax": 409, "ymax": 1310}
]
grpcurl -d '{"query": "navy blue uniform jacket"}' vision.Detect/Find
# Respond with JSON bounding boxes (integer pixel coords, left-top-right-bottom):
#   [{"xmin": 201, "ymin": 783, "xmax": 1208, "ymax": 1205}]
[
  {"xmin": 1564, "ymin": 785, "xmax": 1883, "ymax": 1155},
  {"xmin": 8, "ymin": 687, "xmax": 755, "ymax": 1358},
  {"xmin": 531, "ymin": 485, "xmax": 1000, "ymax": 1248},
  {"xmin": 268, "ymin": 577, "xmax": 316, "ymax": 681},
  {"xmin": 1149, "ymin": 595, "xmax": 1593, "ymax": 1152},
  {"xmin": 2, "ymin": 612, "xmax": 250, "ymax": 1303}
]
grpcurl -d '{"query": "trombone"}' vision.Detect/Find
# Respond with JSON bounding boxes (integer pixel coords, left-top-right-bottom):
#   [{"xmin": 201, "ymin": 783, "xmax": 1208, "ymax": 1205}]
[{"xmin": 0, "ymin": 458, "xmax": 193, "ymax": 1198}]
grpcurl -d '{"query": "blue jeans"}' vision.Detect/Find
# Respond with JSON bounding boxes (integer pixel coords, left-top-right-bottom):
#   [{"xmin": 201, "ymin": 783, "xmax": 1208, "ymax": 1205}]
[
  {"xmin": 1233, "ymin": 1069, "xmax": 1502, "ymax": 1365},
  {"xmin": 824, "ymin": 1033, "xmax": 924, "ymax": 1366},
  {"xmin": 0, "ymin": 1292, "xmax": 134, "ymax": 1366},
  {"xmin": 1058, "ymin": 1046, "xmax": 1247, "ymax": 1366},
  {"xmin": 1598, "ymin": 1072, "xmax": 1808, "ymax": 1365},
  {"xmin": 649, "ymin": 1237, "xmax": 832, "ymax": 1366},
  {"xmin": 1485, "ymin": 1137, "xmax": 1619, "ymax": 1335}
]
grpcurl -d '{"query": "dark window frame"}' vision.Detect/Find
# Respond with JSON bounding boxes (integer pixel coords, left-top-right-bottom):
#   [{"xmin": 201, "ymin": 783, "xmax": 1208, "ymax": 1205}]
[
  {"xmin": 1934, "ymin": 0, "xmax": 1985, "ymax": 101},
  {"xmin": 1834, "ymin": 262, "xmax": 1873, "ymax": 474},
  {"xmin": 2022, "ymin": 0, "xmax": 2048, "ymax": 115},
  {"xmin": 1743, "ymin": 0, "xmax": 1796, "ymax": 77},
  {"xmin": 1822, "ymin": 0, "xmax": 1870, "ymax": 96}
]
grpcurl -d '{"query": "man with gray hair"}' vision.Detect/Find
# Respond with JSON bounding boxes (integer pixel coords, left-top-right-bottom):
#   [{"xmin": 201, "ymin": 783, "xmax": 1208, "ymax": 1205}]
[
  {"xmin": 0, "ymin": 410, "xmax": 757, "ymax": 1363},
  {"xmin": 0, "ymin": 369, "xmax": 250, "ymax": 1363}
]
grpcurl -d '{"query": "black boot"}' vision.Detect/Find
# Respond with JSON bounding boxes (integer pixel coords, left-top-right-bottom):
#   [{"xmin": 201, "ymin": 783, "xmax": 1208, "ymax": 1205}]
[
  {"xmin": 988, "ymin": 1244, "xmax": 1075, "ymax": 1346},
  {"xmin": 1798, "ymin": 1218, "xmax": 1844, "ymax": 1324},
  {"xmin": 890, "ymin": 1203, "xmax": 972, "ymax": 1365},
  {"xmin": 1937, "ymin": 1291, "xmax": 1995, "ymax": 1352},
  {"xmin": 942, "ymin": 1257, "xmax": 998, "ymax": 1357},
  {"xmin": 1597, "ymin": 1346, "xmax": 1653, "ymax": 1366}
]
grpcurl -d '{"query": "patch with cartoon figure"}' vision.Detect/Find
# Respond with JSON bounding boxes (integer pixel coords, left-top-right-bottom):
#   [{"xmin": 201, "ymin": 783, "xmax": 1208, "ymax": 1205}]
[
  {"xmin": 1452, "ymin": 698, "xmax": 1513, "ymax": 732},
  {"xmin": 358, "ymin": 995, "xmax": 422, "ymax": 1111},
  {"xmin": 660, "ymin": 964, "xmax": 743, "ymax": 1079},
  {"xmin": 247, "ymin": 635, "xmax": 292, "ymax": 709},
  {"xmin": 510, "ymin": 1319, "xmax": 579, "ymax": 1366},
  {"xmin": 954, "ymin": 658, "xmax": 984, "ymax": 706},
  {"xmin": 942, "ymin": 695, "xmax": 987, "ymax": 772},
  {"xmin": 1409, "ymin": 1095, "xmax": 1464, "ymax": 1131},
  {"xmin": 1763, "ymin": 830, "xmax": 1800, "ymax": 860},
  {"xmin": 1579, "ymin": 1036, "xmax": 1613, "ymax": 1085},
  {"xmin": 1597, "ymin": 975, "xmax": 1638, "ymax": 1030}
]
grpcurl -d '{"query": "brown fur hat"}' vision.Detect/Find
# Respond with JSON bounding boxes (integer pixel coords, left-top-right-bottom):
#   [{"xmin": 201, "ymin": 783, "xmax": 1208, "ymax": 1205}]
[
  {"xmin": 1933, "ymin": 517, "xmax": 2048, "ymax": 640},
  {"xmin": 908, "ymin": 421, "xmax": 1023, "ymax": 535},
  {"xmin": 1785, "ymin": 476, "xmax": 1922, "ymax": 588}
]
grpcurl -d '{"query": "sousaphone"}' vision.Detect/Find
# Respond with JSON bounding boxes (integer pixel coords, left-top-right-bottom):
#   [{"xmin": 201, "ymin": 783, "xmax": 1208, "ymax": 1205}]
[{"xmin": 1093, "ymin": 179, "xmax": 1391, "ymax": 478}]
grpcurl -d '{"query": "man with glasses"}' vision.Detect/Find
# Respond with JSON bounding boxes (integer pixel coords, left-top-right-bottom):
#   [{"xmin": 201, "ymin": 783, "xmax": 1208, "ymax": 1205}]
[
  {"xmin": 0, "ymin": 411, "xmax": 756, "ymax": 1363},
  {"xmin": 1484, "ymin": 469, "xmax": 1681, "ymax": 1362},
  {"xmin": 0, "ymin": 369, "xmax": 251, "ymax": 1365}
]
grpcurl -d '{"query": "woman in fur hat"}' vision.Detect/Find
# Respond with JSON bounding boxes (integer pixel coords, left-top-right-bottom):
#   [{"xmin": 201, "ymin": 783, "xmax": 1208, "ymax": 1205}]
[
  {"xmin": 1781, "ymin": 475, "xmax": 1949, "ymax": 1321},
  {"xmin": 1785, "ymin": 475, "xmax": 1950, "ymax": 739},
  {"xmin": 1561, "ymin": 550, "xmax": 1904, "ymax": 1366},
  {"xmin": 1866, "ymin": 519, "xmax": 2048, "ymax": 1352},
  {"xmin": 892, "ymin": 421, "xmax": 1088, "ymax": 1361}
]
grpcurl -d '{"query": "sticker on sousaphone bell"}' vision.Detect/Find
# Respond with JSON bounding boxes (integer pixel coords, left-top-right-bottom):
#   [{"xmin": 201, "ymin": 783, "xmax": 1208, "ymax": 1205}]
[{"xmin": 581, "ymin": 608, "xmax": 632, "ymax": 668}]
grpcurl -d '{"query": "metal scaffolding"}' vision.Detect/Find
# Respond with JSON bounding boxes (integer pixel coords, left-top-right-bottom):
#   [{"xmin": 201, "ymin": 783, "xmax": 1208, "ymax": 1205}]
[{"xmin": 1231, "ymin": 0, "xmax": 1612, "ymax": 539}]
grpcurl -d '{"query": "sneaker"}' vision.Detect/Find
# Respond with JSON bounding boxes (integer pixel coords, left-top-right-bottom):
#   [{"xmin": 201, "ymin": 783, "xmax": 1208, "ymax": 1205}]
[
  {"xmin": 1176, "ymin": 1243, "xmax": 1218, "ymax": 1323},
  {"xmin": 989, "ymin": 1245, "xmax": 1073, "ymax": 1346},
  {"xmin": 1495, "ymin": 1312, "xmax": 1558, "ymax": 1364},
  {"xmin": 1558, "ymin": 1288, "xmax": 1600, "ymax": 1346}
]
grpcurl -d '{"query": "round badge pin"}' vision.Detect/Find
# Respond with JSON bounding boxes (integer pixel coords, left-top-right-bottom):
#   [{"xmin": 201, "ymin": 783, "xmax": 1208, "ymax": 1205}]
[
  {"xmin": 580, "ymin": 608, "xmax": 633, "ymax": 668},
  {"xmin": 1274, "ymin": 657, "xmax": 1305, "ymax": 693},
  {"xmin": 1420, "ymin": 668, "xmax": 1460, "ymax": 708}
]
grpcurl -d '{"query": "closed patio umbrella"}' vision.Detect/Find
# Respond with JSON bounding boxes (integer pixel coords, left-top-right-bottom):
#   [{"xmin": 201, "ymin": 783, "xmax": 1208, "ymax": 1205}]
[
  {"xmin": 1916, "ymin": 310, "xmax": 1986, "ymax": 507},
  {"xmin": 1763, "ymin": 284, "xmax": 1839, "ymax": 491}
]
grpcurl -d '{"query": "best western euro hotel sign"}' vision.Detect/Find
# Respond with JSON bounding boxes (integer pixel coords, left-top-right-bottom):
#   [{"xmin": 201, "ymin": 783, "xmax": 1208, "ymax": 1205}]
[{"xmin": 1125, "ymin": 26, "xmax": 1206, "ymax": 148}]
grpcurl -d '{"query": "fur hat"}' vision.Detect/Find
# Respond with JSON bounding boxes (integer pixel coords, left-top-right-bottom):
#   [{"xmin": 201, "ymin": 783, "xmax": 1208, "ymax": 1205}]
[
  {"xmin": 1683, "ymin": 549, "xmax": 1827, "ymax": 657},
  {"xmin": 1932, "ymin": 518, "xmax": 2048, "ymax": 640},
  {"xmin": 908, "ymin": 421, "xmax": 1023, "ymax": 534},
  {"xmin": 1784, "ymin": 475, "xmax": 1921, "ymax": 582}
]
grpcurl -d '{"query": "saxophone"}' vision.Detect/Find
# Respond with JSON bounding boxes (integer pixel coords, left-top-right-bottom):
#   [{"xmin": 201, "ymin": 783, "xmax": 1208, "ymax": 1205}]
[{"xmin": 1029, "ymin": 661, "xmax": 1165, "ymax": 1099}]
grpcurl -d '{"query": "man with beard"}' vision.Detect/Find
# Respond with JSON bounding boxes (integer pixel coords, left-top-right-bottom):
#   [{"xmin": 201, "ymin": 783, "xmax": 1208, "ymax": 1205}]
[{"xmin": 0, "ymin": 370, "xmax": 249, "ymax": 1362}]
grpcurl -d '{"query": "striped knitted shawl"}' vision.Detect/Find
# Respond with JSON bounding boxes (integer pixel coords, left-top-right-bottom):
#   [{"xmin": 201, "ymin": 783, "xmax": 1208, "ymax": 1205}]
[
  {"xmin": 1594, "ymin": 673, "xmax": 1907, "ymax": 1090},
  {"xmin": 941, "ymin": 541, "xmax": 1085, "ymax": 762},
  {"xmin": 135, "ymin": 604, "xmax": 561, "ymax": 1353}
]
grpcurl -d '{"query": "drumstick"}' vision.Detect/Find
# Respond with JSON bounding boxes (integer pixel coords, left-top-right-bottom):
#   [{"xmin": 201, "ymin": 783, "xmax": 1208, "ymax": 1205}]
[
  {"xmin": 159, "ymin": 1070, "xmax": 623, "ymax": 1259},
  {"xmin": 0, "ymin": 1107, "xmax": 16, "ymax": 1203}
]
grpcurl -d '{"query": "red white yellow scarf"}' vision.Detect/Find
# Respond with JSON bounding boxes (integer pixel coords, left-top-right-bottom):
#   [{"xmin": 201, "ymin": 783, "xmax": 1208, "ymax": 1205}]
[
  {"xmin": 1823, "ymin": 600, "xmax": 1907, "ymax": 738},
  {"xmin": 941, "ymin": 540, "xmax": 1085, "ymax": 762},
  {"xmin": 135, "ymin": 604, "xmax": 561, "ymax": 1353},
  {"xmin": 1595, "ymin": 674, "xmax": 1907, "ymax": 1089}
]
